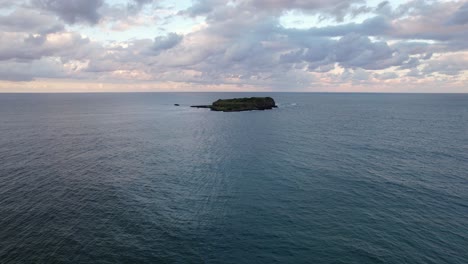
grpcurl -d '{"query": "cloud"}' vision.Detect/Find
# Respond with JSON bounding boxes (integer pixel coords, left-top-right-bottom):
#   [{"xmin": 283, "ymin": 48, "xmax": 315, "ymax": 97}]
[
  {"xmin": 133, "ymin": 0, "xmax": 153, "ymax": 5},
  {"xmin": 248, "ymin": 0, "xmax": 363, "ymax": 21},
  {"xmin": 151, "ymin": 33, "xmax": 183, "ymax": 54},
  {"xmin": 0, "ymin": 8, "xmax": 64, "ymax": 34},
  {"xmin": 375, "ymin": 72, "xmax": 398, "ymax": 80},
  {"xmin": 447, "ymin": 2, "xmax": 468, "ymax": 25},
  {"xmin": 183, "ymin": 0, "xmax": 364, "ymax": 21},
  {"xmin": 334, "ymin": 34, "xmax": 408, "ymax": 70},
  {"xmin": 0, "ymin": 32, "xmax": 92, "ymax": 62},
  {"xmin": 0, "ymin": 57, "xmax": 67, "ymax": 81},
  {"xmin": 389, "ymin": 1, "xmax": 468, "ymax": 41},
  {"xmin": 279, "ymin": 32, "xmax": 407, "ymax": 72},
  {"xmin": 0, "ymin": 0, "xmax": 21, "ymax": 8},
  {"xmin": 32, "ymin": 0, "xmax": 104, "ymax": 24},
  {"xmin": 399, "ymin": 57, "xmax": 420, "ymax": 70},
  {"xmin": 0, "ymin": 0, "xmax": 466, "ymax": 92},
  {"xmin": 182, "ymin": 0, "xmax": 230, "ymax": 17},
  {"xmin": 422, "ymin": 53, "xmax": 468, "ymax": 76},
  {"xmin": 126, "ymin": 0, "xmax": 158, "ymax": 13}
]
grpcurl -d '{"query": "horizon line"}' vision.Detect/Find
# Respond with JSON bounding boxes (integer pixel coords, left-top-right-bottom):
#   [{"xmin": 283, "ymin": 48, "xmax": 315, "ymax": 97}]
[{"xmin": 0, "ymin": 91, "xmax": 467, "ymax": 95}]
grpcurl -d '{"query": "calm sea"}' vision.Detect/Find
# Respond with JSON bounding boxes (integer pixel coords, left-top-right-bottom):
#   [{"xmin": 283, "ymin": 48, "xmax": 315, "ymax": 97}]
[{"xmin": 0, "ymin": 93, "xmax": 467, "ymax": 263}]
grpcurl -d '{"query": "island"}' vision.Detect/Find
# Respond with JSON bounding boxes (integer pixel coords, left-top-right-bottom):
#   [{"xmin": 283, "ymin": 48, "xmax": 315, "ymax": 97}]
[{"xmin": 191, "ymin": 97, "xmax": 277, "ymax": 112}]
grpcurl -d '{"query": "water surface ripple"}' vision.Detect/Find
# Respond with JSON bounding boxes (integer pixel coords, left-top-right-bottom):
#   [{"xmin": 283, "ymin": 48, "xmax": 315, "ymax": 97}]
[{"xmin": 0, "ymin": 93, "xmax": 467, "ymax": 263}]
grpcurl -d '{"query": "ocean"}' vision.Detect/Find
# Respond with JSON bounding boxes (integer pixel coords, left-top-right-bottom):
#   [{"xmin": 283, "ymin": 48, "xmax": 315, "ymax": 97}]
[{"xmin": 0, "ymin": 93, "xmax": 467, "ymax": 263}]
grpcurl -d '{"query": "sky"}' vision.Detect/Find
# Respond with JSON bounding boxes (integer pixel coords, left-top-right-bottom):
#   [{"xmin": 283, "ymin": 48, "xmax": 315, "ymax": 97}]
[{"xmin": 0, "ymin": 0, "xmax": 467, "ymax": 93}]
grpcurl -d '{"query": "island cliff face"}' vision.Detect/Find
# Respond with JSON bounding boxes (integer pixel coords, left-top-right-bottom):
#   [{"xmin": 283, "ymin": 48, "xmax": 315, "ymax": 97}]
[{"xmin": 192, "ymin": 97, "xmax": 277, "ymax": 112}]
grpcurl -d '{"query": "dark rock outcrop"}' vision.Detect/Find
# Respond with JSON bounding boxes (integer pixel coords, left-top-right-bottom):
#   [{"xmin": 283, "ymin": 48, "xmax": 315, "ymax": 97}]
[
  {"xmin": 190, "ymin": 105, "xmax": 211, "ymax": 109},
  {"xmin": 191, "ymin": 97, "xmax": 277, "ymax": 112}
]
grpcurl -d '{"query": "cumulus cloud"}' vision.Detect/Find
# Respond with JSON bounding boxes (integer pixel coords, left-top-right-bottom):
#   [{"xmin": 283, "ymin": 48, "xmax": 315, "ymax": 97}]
[
  {"xmin": 334, "ymin": 33, "xmax": 402, "ymax": 70},
  {"xmin": 422, "ymin": 53, "xmax": 468, "ymax": 76},
  {"xmin": 375, "ymin": 72, "xmax": 398, "ymax": 80},
  {"xmin": 33, "ymin": 0, "xmax": 104, "ymax": 24},
  {"xmin": 0, "ymin": 8, "xmax": 64, "ymax": 34},
  {"xmin": 248, "ymin": 0, "xmax": 363, "ymax": 21},
  {"xmin": 0, "ymin": 0, "xmax": 21, "ymax": 8},
  {"xmin": 133, "ymin": 0, "xmax": 153, "ymax": 5},
  {"xmin": 280, "ymin": 32, "xmax": 408, "ymax": 72},
  {"xmin": 399, "ymin": 57, "xmax": 420, "ymax": 70},
  {"xmin": 0, "ymin": 0, "xmax": 466, "ymax": 91},
  {"xmin": 0, "ymin": 32, "xmax": 92, "ymax": 62},
  {"xmin": 151, "ymin": 33, "xmax": 183, "ymax": 54},
  {"xmin": 447, "ymin": 2, "xmax": 468, "ymax": 25},
  {"xmin": 0, "ymin": 57, "xmax": 69, "ymax": 81},
  {"xmin": 126, "ymin": 0, "xmax": 158, "ymax": 13}
]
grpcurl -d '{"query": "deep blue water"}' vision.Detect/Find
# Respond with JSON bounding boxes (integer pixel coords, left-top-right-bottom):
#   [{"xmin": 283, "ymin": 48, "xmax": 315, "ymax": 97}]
[{"xmin": 0, "ymin": 93, "xmax": 467, "ymax": 264}]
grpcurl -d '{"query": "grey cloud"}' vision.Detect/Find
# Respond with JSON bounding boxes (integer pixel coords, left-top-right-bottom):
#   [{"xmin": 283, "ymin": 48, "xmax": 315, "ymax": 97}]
[
  {"xmin": 375, "ymin": 72, "xmax": 398, "ymax": 80},
  {"xmin": 184, "ymin": 0, "xmax": 362, "ymax": 21},
  {"xmin": 249, "ymin": 0, "xmax": 360, "ymax": 13},
  {"xmin": 222, "ymin": 39, "xmax": 274, "ymax": 68},
  {"xmin": 127, "ymin": 0, "xmax": 156, "ymax": 13},
  {"xmin": 376, "ymin": 1, "xmax": 389, "ymax": 10},
  {"xmin": 280, "ymin": 31, "xmax": 411, "ymax": 72},
  {"xmin": 422, "ymin": 56, "xmax": 468, "ymax": 76},
  {"xmin": 0, "ymin": 32, "xmax": 91, "ymax": 62},
  {"xmin": 279, "ymin": 49, "xmax": 305, "ymax": 63},
  {"xmin": 304, "ymin": 16, "xmax": 390, "ymax": 37},
  {"xmin": 399, "ymin": 57, "xmax": 420, "ymax": 70},
  {"xmin": 224, "ymin": 39, "xmax": 260, "ymax": 62},
  {"xmin": 93, "ymin": 0, "xmax": 160, "ymax": 24},
  {"xmin": 85, "ymin": 59, "xmax": 126, "ymax": 73},
  {"xmin": 374, "ymin": 0, "xmax": 393, "ymax": 17},
  {"xmin": 308, "ymin": 1, "xmax": 468, "ymax": 44},
  {"xmin": 133, "ymin": 0, "xmax": 153, "ymax": 5},
  {"xmin": 389, "ymin": 1, "xmax": 468, "ymax": 41},
  {"xmin": 423, "ymin": 53, "xmax": 433, "ymax": 60},
  {"xmin": 312, "ymin": 63, "xmax": 335, "ymax": 73},
  {"xmin": 334, "ymin": 33, "xmax": 403, "ymax": 70},
  {"xmin": 300, "ymin": 33, "xmax": 407, "ymax": 71},
  {"xmin": 151, "ymin": 33, "xmax": 183, "ymax": 53},
  {"xmin": 340, "ymin": 68, "xmax": 371, "ymax": 82},
  {"xmin": 353, "ymin": 68, "xmax": 371, "ymax": 81},
  {"xmin": 447, "ymin": 2, "xmax": 468, "ymax": 25},
  {"xmin": 33, "ymin": 0, "xmax": 104, "ymax": 24},
  {"xmin": 149, "ymin": 1, "xmax": 427, "ymax": 85},
  {"xmin": 0, "ymin": 58, "xmax": 67, "ymax": 81},
  {"xmin": 280, "ymin": 37, "xmax": 332, "ymax": 65},
  {"xmin": 0, "ymin": 71, "xmax": 35, "ymax": 82},
  {"xmin": 179, "ymin": 1, "xmax": 397, "ymax": 79},
  {"xmin": 350, "ymin": 5, "xmax": 373, "ymax": 18},
  {"xmin": 391, "ymin": 41, "xmax": 430, "ymax": 55},
  {"xmin": 0, "ymin": 0, "xmax": 467, "ymax": 87},
  {"xmin": 84, "ymin": 40, "xmax": 151, "ymax": 73},
  {"xmin": 407, "ymin": 69, "xmax": 422, "ymax": 77},
  {"xmin": 0, "ymin": 8, "xmax": 64, "ymax": 34},
  {"xmin": 0, "ymin": 0, "xmax": 22, "ymax": 8},
  {"xmin": 182, "ymin": 0, "xmax": 220, "ymax": 17}
]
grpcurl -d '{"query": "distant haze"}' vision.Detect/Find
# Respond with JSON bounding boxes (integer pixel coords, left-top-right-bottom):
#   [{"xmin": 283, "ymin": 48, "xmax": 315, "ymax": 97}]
[{"xmin": 0, "ymin": 0, "xmax": 467, "ymax": 92}]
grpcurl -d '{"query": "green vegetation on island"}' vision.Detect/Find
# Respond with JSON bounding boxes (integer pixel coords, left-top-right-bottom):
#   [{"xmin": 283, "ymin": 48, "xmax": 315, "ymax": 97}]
[{"xmin": 191, "ymin": 97, "xmax": 277, "ymax": 112}]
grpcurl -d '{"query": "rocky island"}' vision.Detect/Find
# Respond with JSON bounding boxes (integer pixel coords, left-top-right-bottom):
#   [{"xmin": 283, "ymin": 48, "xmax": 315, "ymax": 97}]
[{"xmin": 191, "ymin": 97, "xmax": 277, "ymax": 112}]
